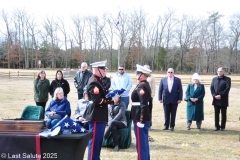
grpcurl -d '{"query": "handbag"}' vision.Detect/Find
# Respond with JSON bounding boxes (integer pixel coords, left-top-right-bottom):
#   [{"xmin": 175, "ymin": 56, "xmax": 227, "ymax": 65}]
[{"xmin": 48, "ymin": 114, "xmax": 61, "ymax": 119}]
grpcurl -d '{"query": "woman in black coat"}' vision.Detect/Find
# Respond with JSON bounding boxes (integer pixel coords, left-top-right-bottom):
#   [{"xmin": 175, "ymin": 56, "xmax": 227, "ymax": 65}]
[{"xmin": 49, "ymin": 70, "xmax": 70, "ymax": 98}]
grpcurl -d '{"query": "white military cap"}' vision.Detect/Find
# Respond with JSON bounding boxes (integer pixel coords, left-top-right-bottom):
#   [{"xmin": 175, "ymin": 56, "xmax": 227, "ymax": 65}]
[
  {"xmin": 192, "ymin": 73, "xmax": 201, "ymax": 81},
  {"xmin": 90, "ymin": 60, "xmax": 107, "ymax": 69},
  {"xmin": 136, "ymin": 64, "xmax": 152, "ymax": 74}
]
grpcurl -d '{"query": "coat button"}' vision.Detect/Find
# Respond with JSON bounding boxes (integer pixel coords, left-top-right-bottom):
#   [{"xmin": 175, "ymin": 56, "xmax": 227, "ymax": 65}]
[{"xmin": 100, "ymin": 106, "xmax": 102, "ymax": 107}]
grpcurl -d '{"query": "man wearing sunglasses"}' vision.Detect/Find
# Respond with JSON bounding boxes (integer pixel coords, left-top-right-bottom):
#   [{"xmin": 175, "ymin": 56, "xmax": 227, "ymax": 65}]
[
  {"xmin": 158, "ymin": 68, "xmax": 183, "ymax": 131},
  {"xmin": 111, "ymin": 65, "xmax": 132, "ymax": 109}
]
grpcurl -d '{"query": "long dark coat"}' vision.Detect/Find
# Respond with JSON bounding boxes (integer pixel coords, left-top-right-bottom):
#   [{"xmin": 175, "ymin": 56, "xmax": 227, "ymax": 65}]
[
  {"xmin": 185, "ymin": 84, "xmax": 205, "ymax": 121},
  {"xmin": 210, "ymin": 75, "xmax": 231, "ymax": 107}
]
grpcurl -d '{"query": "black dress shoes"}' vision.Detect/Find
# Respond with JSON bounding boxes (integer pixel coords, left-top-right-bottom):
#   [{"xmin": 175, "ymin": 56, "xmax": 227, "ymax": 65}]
[
  {"xmin": 170, "ymin": 127, "xmax": 174, "ymax": 131},
  {"xmin": 163, "ymin": 127, "xmax": 168, "ymax": 130},
  {"xmin": 221, "ymin": 128, "xmax": 225, "ymax": 131},
  {"xmin": 214, "ymin": 128, "xmax": 220, "ymax": 131}
]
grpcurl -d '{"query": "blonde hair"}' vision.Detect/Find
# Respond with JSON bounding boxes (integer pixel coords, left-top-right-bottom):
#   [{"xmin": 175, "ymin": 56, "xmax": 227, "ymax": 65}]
[{"xmin": 53, "ymin": 87, "xmax": 64, "ymax": 100}]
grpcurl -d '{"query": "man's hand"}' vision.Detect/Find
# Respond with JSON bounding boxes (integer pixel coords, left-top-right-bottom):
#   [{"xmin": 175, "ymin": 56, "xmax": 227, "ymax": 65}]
[
  {"xmin": 214, "ymin": 95, "xmax": 221, "ymax": 100},
  {"xmin": 78, "ymin": 117, "xmax": 85, "ymax": 122},
  {"xmin": 159, "ymin": 100, "xmax": 163, "ymax": 103},
  {"xmin": 177, "ymin": 100, "xmax": 181, "ymax": 104}
]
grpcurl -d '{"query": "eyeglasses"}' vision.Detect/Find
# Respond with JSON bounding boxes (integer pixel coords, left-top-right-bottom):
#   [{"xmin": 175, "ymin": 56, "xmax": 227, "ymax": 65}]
[
  {"xmin": 118, "ymin": 69, "xmax": 124, "ymax": 70},
  {"xmin": 168, "ymin": 72, "xmax": 173, "ymax": 73}
]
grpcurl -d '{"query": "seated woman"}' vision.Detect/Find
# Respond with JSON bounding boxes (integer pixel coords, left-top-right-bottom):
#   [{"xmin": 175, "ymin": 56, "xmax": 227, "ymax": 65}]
[
  {"xmin": 45, "ymin": 87, "xmax": 71, "ymax": 129},
  {"xmin": 74, "ymin": 90, "xmax": 89, "ymax": 130},
  {"xmin": 103, "ymin": 95, "xmax": 127, "ymax": 152}
]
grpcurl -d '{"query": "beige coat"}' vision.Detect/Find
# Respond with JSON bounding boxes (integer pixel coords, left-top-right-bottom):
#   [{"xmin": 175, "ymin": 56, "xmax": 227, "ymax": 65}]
[{"xmin": 147, "ymin": 75, "xmax": 156, "ymax": 98}]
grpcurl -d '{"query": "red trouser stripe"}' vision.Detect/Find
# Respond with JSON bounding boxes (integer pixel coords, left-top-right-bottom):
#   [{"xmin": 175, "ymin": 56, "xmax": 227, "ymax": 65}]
[
  {"xmin": 137, "ymin": 125, "xmax": 141, "ymax": 160},
  {"xmin": 35, "ymin": 134, "xmax": 41, "ymax": 160},
  {"xmin": 90, "ymin": 122, "xmax": 97, "ymax": 160}
]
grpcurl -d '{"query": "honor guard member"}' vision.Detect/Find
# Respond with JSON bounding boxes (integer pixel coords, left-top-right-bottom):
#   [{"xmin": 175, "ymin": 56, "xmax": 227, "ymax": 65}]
[
  {"xmin": 131, "ymin": 64, "xmax": 152, "ymax": 160},
  {"xmin": 83, "ymin": 60, "xmax": 112, "ymax": 160}
]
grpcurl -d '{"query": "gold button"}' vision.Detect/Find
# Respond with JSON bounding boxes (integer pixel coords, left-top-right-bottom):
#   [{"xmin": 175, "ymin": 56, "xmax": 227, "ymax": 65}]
[{"xmin": 100, "ymin": 106, "xmax": 102, "ymax": 107}]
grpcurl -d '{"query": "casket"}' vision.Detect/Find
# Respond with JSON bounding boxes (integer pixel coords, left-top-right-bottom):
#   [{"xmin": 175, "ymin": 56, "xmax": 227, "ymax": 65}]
[{"xmin": 0, "ymin": 119, "xmax": 46, "ymax": 133}]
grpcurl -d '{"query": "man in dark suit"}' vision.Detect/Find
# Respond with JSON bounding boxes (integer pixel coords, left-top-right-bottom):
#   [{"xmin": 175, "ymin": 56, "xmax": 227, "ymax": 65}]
[
  {"xmin": 158, "ymin": 68, "xmax": 183, "ymax": 131},
  {"xmin": 210, "ymin": 67, "xmax": 231, "ymax": 131}
]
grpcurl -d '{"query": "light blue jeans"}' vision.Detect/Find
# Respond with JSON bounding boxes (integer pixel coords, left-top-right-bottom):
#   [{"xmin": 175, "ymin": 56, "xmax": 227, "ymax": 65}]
[
  {"xmin": 121, "ymin": 96, "xmax": 129, "ymax": 109},
  {"xmin": 47, "ymin": 118, "xmax": 61, "ymax": 129}
]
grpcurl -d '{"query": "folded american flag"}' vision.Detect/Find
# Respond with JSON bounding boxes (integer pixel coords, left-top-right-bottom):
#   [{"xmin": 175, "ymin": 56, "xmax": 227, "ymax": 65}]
[
  {"xmin": 105, "ymin": 88, "xmax": 125, "ymax": 98},
  {"xmin": 51, "ymin": 115, "xmax": 88, "ymax": 134}
]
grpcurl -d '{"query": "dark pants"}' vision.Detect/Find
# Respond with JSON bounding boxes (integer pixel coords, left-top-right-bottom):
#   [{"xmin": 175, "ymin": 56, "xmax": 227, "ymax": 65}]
[
  {"xmin": 78, "ymin": 93, "xmax": 83, "ymax": 100},
  {"xmin": 163, "ymin": 103, "xmax": 178, "ymax": 128},
  {"xmin": 104, "ymin": 121, "xmax": 126, "ymax": 147},
  {"xmin": 133, "ymin": 121, "xmax": 150, "ymax": 160},
  {"xmin": 214, "ymin": 105, "xmax": 227, "ymax": 129},
  {"xmin": 88, "ymin": 122, "xmax": 106, "ymax": 160},
  {"xmin": 36, "ymin": 102, "xmax": 46, "ymax": 119},
  {"xmin": 149, "ymin": 97, "xmax": 153, "ymax": 127},
  {"xmin": 187, "ymin": 120, "xmax": 202, "ymax": 129}
]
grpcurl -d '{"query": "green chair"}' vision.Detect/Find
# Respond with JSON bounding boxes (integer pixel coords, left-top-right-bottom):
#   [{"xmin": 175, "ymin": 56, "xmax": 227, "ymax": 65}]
[
  {"xmin": 21, "ymin": 105, "xmax": 44, "ymax": 120},
  {"xmin": 102, "ymin": 110, "xmax": 132, "ymax": 149}
]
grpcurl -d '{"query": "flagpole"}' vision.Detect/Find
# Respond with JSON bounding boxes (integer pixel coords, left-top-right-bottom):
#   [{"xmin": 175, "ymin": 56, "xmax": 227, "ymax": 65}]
[{"xmin": 118, "ymin": 44, "xmax": 120, "ymax": 67}]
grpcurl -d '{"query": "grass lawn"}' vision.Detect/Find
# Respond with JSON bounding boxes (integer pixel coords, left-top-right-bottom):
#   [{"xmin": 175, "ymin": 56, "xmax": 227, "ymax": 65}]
[{"xmin": 0, "ymin": 69, "xmax": 239, "ymax": 160}]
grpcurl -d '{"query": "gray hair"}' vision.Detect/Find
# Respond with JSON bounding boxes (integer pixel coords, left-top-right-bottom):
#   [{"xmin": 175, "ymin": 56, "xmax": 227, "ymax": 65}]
[
  {"xmin": 167, "ymin": 68, "xmax": 174, "ymax": 72},
  {"xmin": 81, "ymin": 62, "xmax": 88, "ymax": 67},
  {"xmin": 53, "ymin": 87, "xmax": 64, "ymax": 100}
]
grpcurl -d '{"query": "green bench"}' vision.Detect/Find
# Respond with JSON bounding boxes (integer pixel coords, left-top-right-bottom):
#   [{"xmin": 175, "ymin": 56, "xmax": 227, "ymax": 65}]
[{"xmin": 102, "ymin": 110, "xmax": 132, "ymax": 149}]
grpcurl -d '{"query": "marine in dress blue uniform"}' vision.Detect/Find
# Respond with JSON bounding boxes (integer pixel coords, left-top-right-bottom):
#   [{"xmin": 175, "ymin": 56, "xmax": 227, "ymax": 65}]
[
  {"xmin": 131, "ymin": 64, "xmax": 152, "ymax": 160},
  {"xmin": 83, "ymin": 60, "xmax": 112, "ymax": 160}
]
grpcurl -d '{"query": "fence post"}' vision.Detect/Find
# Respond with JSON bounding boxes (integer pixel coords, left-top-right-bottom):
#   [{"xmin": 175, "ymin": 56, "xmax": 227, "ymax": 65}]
[{"xmin": 8, "ymin": 71, "xmax": 10, "ymax": 81}]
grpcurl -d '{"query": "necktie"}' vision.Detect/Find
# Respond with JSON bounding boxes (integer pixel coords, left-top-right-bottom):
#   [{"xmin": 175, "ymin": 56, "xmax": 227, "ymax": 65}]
[{"xmin": 168, "ymin": 78, "xmax": 172, "ymax": 93}]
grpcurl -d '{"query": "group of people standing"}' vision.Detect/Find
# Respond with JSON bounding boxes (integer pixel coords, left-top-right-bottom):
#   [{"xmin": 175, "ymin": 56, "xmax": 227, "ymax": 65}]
[
  {"xmin": 159, "ymin": 67, "xmax": 231, "ymax": 132},
  {"xmin": 33, "ymin": 62, "xmax": 231, "ymax": 160}
]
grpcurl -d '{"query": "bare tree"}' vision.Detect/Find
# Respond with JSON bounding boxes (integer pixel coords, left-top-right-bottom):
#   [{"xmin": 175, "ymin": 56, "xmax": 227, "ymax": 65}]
[
  {"xmin": 115, "ymin": 11, "xmax": 131, "ymax": 67},
  {"xmin": 208, "ymin": 12, "xmax": 224, "ymax": 72},
  {"xmin": 229, "ymin": 12, "xmax": 240, "ymax": 73},
  {"xmin": 71, "ymin": 15, "xmax": 86, "ymax": 62},
  {"xmin": 101, "ymin": 13, "xmax": 115, "ymax": 71},
  {"xmin": 1, "ymin": 10, "xmax": 12, "ymax": 68},
  {"xmin": 155, "ymin": 9, "xmax": 176, "ymax": 71},
  {"xmin": 58, "ymin": 17, "xmax": 69, "ymax": 68},
  {"xmin": 175, "ymin": 15, "xmax": 199, "ymax": 73},
  {"xmin": 42, "ymin": 16, "xmax": 59, "ymax": 69}
]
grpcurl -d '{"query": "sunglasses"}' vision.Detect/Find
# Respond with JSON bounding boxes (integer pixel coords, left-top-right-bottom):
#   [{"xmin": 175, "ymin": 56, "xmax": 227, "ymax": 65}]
[
  {"xmin": 118, "ymin": 69, "xmax": 124, "ymax": 70},
  {"xmin": 168, "ymin": 72, "xmax": 173, "ymax": 73}
]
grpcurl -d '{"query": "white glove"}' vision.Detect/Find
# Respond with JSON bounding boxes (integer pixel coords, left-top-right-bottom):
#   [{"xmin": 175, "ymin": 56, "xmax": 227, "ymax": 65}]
[{"xmin": 137, "ymin": 122, "xmax": 144, "ymax": 128}]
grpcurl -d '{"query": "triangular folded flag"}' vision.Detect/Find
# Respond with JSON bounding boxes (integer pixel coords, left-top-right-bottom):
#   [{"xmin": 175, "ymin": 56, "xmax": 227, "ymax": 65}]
[
  {"xmin": 51, "ymin": 115, "xmax": 88, "ymax": 134},
  {"xmin": 106, "ymin": 88, "xmax": 125, "ymax": 98}
]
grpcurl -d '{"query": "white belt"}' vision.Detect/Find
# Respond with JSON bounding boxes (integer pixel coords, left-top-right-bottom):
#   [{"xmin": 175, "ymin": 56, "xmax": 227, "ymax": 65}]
[
  {"xmin": 132, "ymin": 102, "xmax": 149, "ymax": 106},
  {"xmin": 132, "ymin": 102, "xmax": 141, "ymax": 106}
]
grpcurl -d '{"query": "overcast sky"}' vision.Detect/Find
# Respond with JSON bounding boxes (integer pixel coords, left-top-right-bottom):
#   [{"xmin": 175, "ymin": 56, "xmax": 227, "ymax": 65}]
[
  {"xmin": 1, "ymin": 0, "xmax": 240, "ymax": 21},
  {"xmin": 1, "ymin": 0, "xmax": 239, "ymax": 49}
]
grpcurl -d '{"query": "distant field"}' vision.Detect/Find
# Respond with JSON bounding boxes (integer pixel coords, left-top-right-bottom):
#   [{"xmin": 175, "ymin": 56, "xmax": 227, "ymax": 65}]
[{"xmin": 0, "ymin": 69, "xmax": 240, "ymax": 160}]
